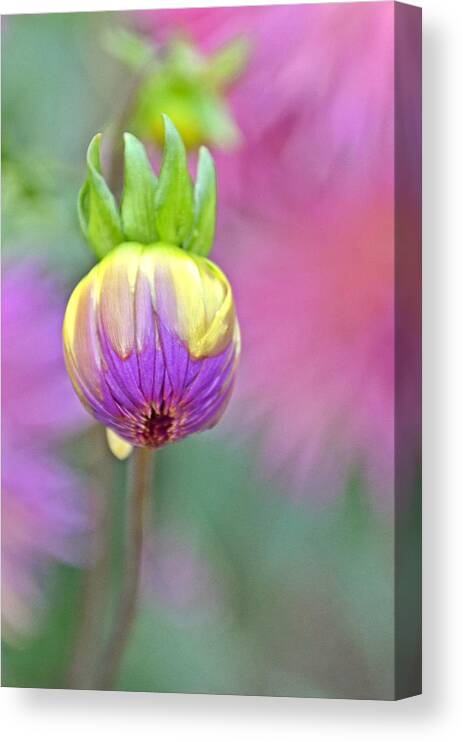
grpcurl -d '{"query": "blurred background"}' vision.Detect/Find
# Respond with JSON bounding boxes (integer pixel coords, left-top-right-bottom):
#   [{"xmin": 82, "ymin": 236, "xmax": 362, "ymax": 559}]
[{"xmin": 1, "ymin": 5, "xmax": 421, "ymax": 699}]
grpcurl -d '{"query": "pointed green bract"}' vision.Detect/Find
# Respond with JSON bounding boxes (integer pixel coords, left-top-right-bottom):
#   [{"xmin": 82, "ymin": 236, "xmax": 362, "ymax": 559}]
[
  {"xmin": 77, "ymin": 180, "xmax": 91, "ymax": 237},
  {"xmin": 77, "ymin": 118, "xmax": 218, "ymax": 259},
  {"xmin": 121, "ymin": 133, "xmax": 158, "ymax": 244},
  {"xmin": 194, "ymin": 93, "xmax": 241, "ymax": 149},
  {"xmin": 185, "ymin": 146, "xmax": 216, "ymax": 257},
  {"xmin": 207, "ymin": 37, "xmax": 251, "ymax": 89},
  {"xmin": 102, "ymin": 26, "xmax": 155, "ymax": 72},
  {"xmin": 154, "ymin": 114, "xmax": 194, "ymax": 246},
  {"xmin": 79, "ymin": 134, "xmax": 124, "ymax": 259}
]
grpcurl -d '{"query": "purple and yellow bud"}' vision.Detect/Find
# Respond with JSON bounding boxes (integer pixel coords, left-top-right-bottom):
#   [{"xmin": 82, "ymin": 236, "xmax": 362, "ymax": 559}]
[
  {"xmin": 65, "ymin": 119, "xmax": 239, "ymax": 453},
  {"xmin": 63, "ymin": 243, "xmax": 240, "ymax": 450}
]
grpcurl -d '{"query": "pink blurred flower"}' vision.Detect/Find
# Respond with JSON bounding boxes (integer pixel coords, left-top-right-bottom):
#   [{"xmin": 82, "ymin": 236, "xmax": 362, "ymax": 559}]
[
  {"xmin": 140, "ymin": 3, "xmax": 394, "ymax": 209},
  {"xmin": 2, "ymin": 262, "xmax": 88, "ymax": 641},
  {"xmin": 139, "ymin": 3, "xmax": 420, "ymax": 505},
  {"xmin": 223, "ymin": 194, "xmax": 396, "ymax": 503}
]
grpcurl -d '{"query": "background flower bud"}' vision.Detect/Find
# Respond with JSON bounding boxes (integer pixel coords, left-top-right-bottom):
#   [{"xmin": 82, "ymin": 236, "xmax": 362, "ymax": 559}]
[
  {"xmin": 103, "ymin": 28, "xmax": 248, "ymax": 151},
  {"xmin": 63, "ymin": 243, "xmax": 240, "ymax": 449}
]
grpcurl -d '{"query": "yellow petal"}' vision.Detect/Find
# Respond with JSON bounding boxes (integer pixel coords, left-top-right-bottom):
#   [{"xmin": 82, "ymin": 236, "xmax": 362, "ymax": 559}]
[
  {"xmin": 106, "ymin": 428, "xmax": 133, "ymax": 460},
  {"xmin": 139, "ymin": 243, "xmax": 236, "ymax": 358},
  {"xmin": 97, "ymin": 243, "xmax": 143, "ymax": 359}
]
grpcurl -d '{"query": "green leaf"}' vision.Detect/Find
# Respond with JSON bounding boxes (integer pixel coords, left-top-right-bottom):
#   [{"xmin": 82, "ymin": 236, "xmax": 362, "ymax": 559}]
[
  {"xmin": 154, "ymin": 114, "xmax": 194, "ymax": 246},
  {"xmin": 185, "ymin": 146, "xmax": 216, "ymax": 257},
  {"xmin": 79, "ymin": 134, "xmax": 124, "ymax": 258},
  {"xmin": 121, "ymin": 133, "xmax": 158, "ymax": 244}
]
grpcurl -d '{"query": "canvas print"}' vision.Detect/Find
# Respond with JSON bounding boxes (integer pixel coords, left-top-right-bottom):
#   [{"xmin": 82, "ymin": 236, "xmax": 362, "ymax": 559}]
[{"xmin": 1, "ymin": 2, "xmax": 422, "ymax": 699}]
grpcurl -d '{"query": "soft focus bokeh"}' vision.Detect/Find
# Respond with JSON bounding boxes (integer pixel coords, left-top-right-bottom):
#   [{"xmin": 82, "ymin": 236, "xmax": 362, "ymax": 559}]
[{"xmin": 1, "ymin": 4, "xmax": 420, "ymax": 698}]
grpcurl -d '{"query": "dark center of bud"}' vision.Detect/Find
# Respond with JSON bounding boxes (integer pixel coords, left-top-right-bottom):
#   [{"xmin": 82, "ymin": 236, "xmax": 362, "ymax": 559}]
[{"xmin": 138, "ymin": 404, "xmax": 176, "ymax": 448}]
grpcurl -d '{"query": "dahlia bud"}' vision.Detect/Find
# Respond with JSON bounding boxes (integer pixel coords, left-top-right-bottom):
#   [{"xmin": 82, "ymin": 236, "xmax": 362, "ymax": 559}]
[
  {"xmin": 64, "ymin": 117, "xmax": 240, "ymax": 454},
  {"xmin": 104, "ymin": 28, "xmax": 249, "ymax": 150}
]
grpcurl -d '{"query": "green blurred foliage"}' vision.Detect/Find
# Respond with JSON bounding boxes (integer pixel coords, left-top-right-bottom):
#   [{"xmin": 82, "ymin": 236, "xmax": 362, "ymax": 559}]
[
  {"xmin": 3, "ymin": 428, "xmax": 399, "ymax": 699},
  {"xmin": 1, "ymin": 12, "xmax": 131, "ymax": 282}
]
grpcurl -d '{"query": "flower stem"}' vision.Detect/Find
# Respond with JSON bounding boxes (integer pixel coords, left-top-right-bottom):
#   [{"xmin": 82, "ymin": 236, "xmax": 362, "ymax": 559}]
[
  {"xmin": 68, "ymin": 427, "xmax": 113, "ymax": 689},
  {"xmin": 97, "ymin": 446, "xmax": 153, "ymax": 690}
]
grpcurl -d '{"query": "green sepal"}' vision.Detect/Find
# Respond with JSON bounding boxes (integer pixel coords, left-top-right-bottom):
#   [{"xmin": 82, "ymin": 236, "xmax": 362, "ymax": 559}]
[
  {"xmin": 102, "ymin": 26, "xmax": 155, "ymax": 72},
  {"xmin": 196, "ymin": 94, "xmax": 241, "ymax": 150},
  {"xmin": 185, "ymin": 146, "xmax": 217, "ymax": 257},
  {"xmin": 121, "ymin": 133, "xmax": 158, "ymax": 244},
  {"xmin": 154, "ymin": 114, "xmax": 194, "ymax": 246},
  {"xmin": 206, "ymin": 37, "xmax": 251, "ymax": 89},
  {"xmin": 77, "ymin": 180, "xmax": 91, "ymax": 238},
  {"xmin": 78, "ymin": 134, "xmax": 124, "ymax": 259}
]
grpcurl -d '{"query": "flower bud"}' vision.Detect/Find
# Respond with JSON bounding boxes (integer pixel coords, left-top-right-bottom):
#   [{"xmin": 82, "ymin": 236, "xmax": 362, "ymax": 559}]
[
  {"xmin": 63, "ymin": 243, "xmax": 240, "ymax": 449},
  {"xmin": 103, "ymin": 28, "xmax": 248, "ymax": 151}
]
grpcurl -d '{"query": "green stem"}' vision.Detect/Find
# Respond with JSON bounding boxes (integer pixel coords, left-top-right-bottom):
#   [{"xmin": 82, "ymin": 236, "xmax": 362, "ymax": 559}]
[
  {"xmin": 97, "ymin": 446, "xmax": 153, "ymax": 690},
  {"xmin": 68, "ymin": 426, "xmax": 112, "ymax": 689}
]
